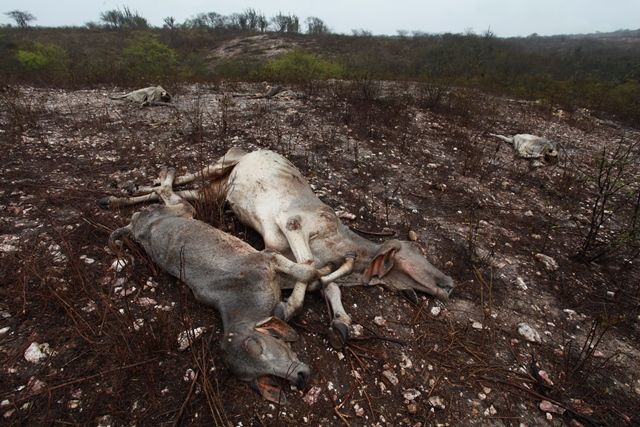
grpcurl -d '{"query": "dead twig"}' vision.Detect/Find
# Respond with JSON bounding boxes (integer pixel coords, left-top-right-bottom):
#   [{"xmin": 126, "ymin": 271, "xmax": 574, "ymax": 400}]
[
  {"xmin": 172, "ymin": 369, "xmax": 199, "ymax": 427},
  {"xmin": 312, "ymin": 359, "xmax": 351, "ymax": 427},
  {"xmin": 349, "ymin": 226, "xmax": 396, "ymax": 236},
  {"xmin": 479, "ymin": 376, "xmax": 607, "ymax": 427}
]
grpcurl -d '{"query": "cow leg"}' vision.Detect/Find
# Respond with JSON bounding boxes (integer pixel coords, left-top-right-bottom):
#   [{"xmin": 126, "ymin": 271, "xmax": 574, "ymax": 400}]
[
  {"xmin": 272, "ymin": 215, "xmax": 315, "ymax": 321},
  {"xmin": 324, "ymin": 282, "xmax": 351, "ymax": 349},
  {"xmin": 99, "ymin": 189, "xmax": 202, "ymax": 208}
]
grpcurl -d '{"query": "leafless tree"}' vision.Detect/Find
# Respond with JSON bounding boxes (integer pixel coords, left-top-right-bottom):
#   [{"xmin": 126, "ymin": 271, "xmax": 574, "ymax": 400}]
[
  {"xmin": 4, "ymin": 10, "xmax": 36, "ymax": 28},
  {"xmin": 163, "ymin": 16, "xmax": 176, "ymax": 29},
  {"xmin": 306, "ymin": 16, "xmax": 330, "ymax": 35},
  {"xmin": 271, "ymin": 12, "xmax": 299, "ymax": 33}
]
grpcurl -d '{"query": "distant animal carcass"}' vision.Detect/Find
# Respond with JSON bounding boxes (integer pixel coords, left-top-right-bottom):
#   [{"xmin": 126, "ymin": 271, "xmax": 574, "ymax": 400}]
[
  {"xmin": 489, "ymin": 133, "xmax": 558, "ymax": 167},
  {"xmin": 110, "ymin": 85, "xmax": 173, "ymax": 106}
]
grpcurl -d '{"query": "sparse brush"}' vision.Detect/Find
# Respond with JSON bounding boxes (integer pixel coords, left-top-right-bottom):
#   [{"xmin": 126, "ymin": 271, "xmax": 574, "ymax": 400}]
[{"xmin": 562, "ymin": 314, "xmax": 625, "ymax": 381}]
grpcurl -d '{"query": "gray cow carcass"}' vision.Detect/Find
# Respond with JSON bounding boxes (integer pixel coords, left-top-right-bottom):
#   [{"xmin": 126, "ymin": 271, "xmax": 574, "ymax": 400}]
[{"xmin": 110, "ymin": 85, "xmax": 173, "ymax": 106}]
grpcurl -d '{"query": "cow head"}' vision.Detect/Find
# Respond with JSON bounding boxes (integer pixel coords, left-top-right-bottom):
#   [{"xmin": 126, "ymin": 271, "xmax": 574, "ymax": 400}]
[
  {"xmin": 544, "ymin": 145, "xmax": 559, "ymax": 164},
  {"xmin": 160, "ymin": 90, "xmax": 172, "ymax": 103},
  {"xmin": 363, "ymin": 240, "xmax": 454, "ymax": 301},
  {"xmin": 220, "ymin": 317, "xmax": 309, "ymax": 404}
]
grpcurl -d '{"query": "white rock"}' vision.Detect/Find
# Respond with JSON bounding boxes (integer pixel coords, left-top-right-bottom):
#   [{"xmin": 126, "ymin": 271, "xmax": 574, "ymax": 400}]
[
  {"xmin": 484, "ymin": 405, "xmax": 497, "ymax": 416},
  {"xmin": 183, "ymin": 368, "xmax": 195, "ymax": 382},
  {"xmin": 353, "ymin": 403, "xmax": 364, "ymax": 417},
  {"xmin": 538, "ymin": 370, "xmax": 554, "ymax": 387},
  {"xmin": 428, "ymin": 395, "xmax": 446, "ymax": 410},
  {"xmin": 515, "ymin": 277, "xmax": 528, "ymax": 291},
  {"xmin": 517, "ymin": 323, "xmax": 541, "ymax": 343},
  {"xmin": 111, "ymin": 259, "xmax": 128, "ymax": 272},
  {"xmin": 399, "ymin": 353, "xmax": 413, "ymax": 369},
  {"xmin": 24, "ymin": 342, "xmax": 51, "ymax": 363},
  {"xmin": 350, "ymin": 323, "xmax": 364, "ymax": 337},
  {"xmin": 540, "ymin": 400, "xmax": 565, "ymax": 414},
  {"xmin": 430, "ymin": 306, "xmax": 442, "ymax": 316},
  {"xmin": 402, "ymin": 388, "xmax": 421, "ymax": 401},
  {"xmin": 137, "ymin": 297, "xmax": 157, "ymax": 307},
  {"xmin": 373, "ymin": 316, "xmax": 387, "ymax": 326},
  {"xmin": 302, "ymin": 386, "xmax": 322, "ymax": 405},
  {"xmin": 177, "ymin": 327, "xmax": 208, "ymax": 351},
  {"xmin": 382, "ymin": 370, "xmax": 399, "ymax": 387},
  {"xmin": 534, "ymin": 253, "xmax": 559, "ymax": 271}
]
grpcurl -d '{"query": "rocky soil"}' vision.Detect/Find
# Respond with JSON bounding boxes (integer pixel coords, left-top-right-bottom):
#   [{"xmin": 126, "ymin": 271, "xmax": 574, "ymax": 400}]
[{"xmin": 1, "ymin": 82, "xmax": 639, "ymax": 426}]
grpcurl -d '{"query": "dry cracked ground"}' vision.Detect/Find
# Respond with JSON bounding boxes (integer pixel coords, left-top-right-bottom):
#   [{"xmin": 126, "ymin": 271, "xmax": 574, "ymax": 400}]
[{"xmin": 1, "ymin": 81, "xmax": 639, "ymax": 427}]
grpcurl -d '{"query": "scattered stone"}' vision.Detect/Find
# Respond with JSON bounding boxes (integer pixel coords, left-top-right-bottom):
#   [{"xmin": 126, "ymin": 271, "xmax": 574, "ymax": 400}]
[
  {"xmin": 350, "ymin": 323, "xmax": 364, "ymax": 337},
  {"xmin": 563, "ymin": 309, "xmax": 577, "ymax": 319},
  {"xmin": 25, "ymin": 376, "xmax": 46, "ymax": 395},
  {"xmin": 402, "ymin": 388, "xmax": 421, "ymax": 401},
  {"xmin": 540, "ymin": 400, "xmax": 565, "ymax": 415},
  {"xmin": 517, "ymin": 323, "xmax": 541, "ymax": 343},
  {"xmin": 534, "ymin": 253, "xmax": 559, "ymax": 271},
  {"xmin": 177, "ymin": 327, "xmax": 208, "ymax": 351},
  {"xmin": 302, "ymin": 386, "xmax": 322, "ymax": 405},
  {"xmin": 382, "ymin": 370, "xmax": 399, "ymax": 387},
  {"xmin": 353, "ymin": 403, "xmax": 364, "ymax": 417},
  {"xmin": 96, "ymin": 415, "xmax": 114, "ymax": 427},
  {"xmin": 515, "ymin": 277, "xmax": 528, "ymax": 291},
  {"xmin": 407, "ymin": 402, "xmax": 418, "ymax": 414},
  {"xmin": 408, "ymin": 230, "xmax": 418, "ymax": 241},
  {"xmin": 373, "ymin": 316, "xmax": 387, "ymax": 326},
  {"xmin": 81, "ymin": 255, "xmax": 95, "ymax": 264},
  {"xmin": 399, "ymin": 353, "xmax": 413, "ymax": 369},
  {"xmin": 430, "ymin": 305, "xmax": 442, "ymax": 316},
  {"xmin": 471, "ymin": 320, "xmax": 484, "ymax": 330},
  {"xmin": 428, "ymin": 395, "xmax": 446, "ymax": 410},
  {"xmin": 24, "ymin": 342, "xmax": 51, "ymax": 363},
  {"xmin": 538, "ymin": 370, "xmax": 554, "ymax": 387},
  {"xmin": 137, "ymin": 297, "xmax": 157, "ymax": 307},
  {"xmin": 183, "ymin": 368, "xmax": 196, "ymax": 382},
  {"xmin": 110, "ymin": 258, "xmax": 128, "ymax": 272},
  {"xmin": 484, "ymin": 405, "xmax": 497, "ymax": 416}
]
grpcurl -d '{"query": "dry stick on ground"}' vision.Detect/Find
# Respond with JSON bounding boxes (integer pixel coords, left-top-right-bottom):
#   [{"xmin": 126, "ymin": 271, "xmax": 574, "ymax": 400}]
[
  {"xmin": 9, "ymin": 359, "xmax": 158, "ymax": 407},
  {"xmin": 172, "ymin": 369, "xmax": 199, "ymax": 427},
  {"xmin": 347, "ymin": 350, "xmax": 376, "ymax": 420},
  {"xmin": 312, "ymin": 359, "xmax": 351, "ymax": 427},
  {"xmin": 479, "ymin": 376, "xmax": 607, "ymax": 427},
  {"xmin": 349, "ymin": 226, "xmax": 396, "ymax": 236}
]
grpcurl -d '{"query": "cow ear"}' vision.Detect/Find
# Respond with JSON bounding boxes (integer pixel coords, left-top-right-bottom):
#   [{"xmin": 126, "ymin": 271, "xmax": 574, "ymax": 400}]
[
  {"xmin": 249, "ymin": 376, "xmax": 287, "ymax": 405},
  {"xmin": 255, "ymin": 317, "xmax": 299, "ymax": 342},
  {"xmin": 363, "ymin": 241, "xmax": 400, "ymax": 283}
]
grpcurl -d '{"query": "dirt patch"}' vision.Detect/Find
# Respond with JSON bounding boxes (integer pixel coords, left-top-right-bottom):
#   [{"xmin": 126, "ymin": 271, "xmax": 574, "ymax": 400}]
[
  {"xmin": 211, "ymin": 34, "xmax": 311, "ymax": 61},
  {"xmin": 1, "ymin": 82, "xmax": 639, "ymax": 426}
]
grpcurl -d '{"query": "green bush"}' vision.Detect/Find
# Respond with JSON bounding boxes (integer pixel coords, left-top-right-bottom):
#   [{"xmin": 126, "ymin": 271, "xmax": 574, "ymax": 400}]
[
  {"xmin": 255, "ymin": 48, "xmax": 343, "ymax": 83},
  {"xmin": 16, "ymin": 42, "xmax": 69, "ymax": 81},
  {"xmin": 123, "ymin": 32, "xmax": 177, "ymax": 83}
]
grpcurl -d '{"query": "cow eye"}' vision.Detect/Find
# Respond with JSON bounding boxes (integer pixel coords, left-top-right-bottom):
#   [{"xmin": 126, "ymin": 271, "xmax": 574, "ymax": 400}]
[{"xmin": 243, "ymin": 337, "xmax": 264, "ymax": 357}]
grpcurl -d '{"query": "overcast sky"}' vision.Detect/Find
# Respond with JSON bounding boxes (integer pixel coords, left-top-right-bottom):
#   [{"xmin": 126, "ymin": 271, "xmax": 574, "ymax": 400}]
[{"xmin": 1, "ymin": 0, "xmax": 638, "ymax": 38}]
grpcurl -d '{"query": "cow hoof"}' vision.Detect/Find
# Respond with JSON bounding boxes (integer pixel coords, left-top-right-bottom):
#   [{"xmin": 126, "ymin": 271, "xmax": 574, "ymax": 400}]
[
  {"xmin": 404, "ymin": 289, "xmax": 419, "ymax": 304},
  {"xmin": 273, "ymin": 302, "xmax": 287, "ymax": 321},
  {"xmin": 327, "ymin": 320, "xmax": 349, "ymax": 349},
  {"xmin": 97, "ymin": 197, "xmax": 111, "ymax": 208}
]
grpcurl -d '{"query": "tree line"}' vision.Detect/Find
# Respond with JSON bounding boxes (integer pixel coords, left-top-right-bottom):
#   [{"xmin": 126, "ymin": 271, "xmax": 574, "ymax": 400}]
[{"xmin": 4, "ymin": 7, "xmax": 331, "ymax": 35}]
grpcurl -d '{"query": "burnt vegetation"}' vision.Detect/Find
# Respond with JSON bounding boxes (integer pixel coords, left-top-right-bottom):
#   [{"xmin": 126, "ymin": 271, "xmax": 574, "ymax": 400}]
[{"xmin": 1, "ymin": 8, "xmax": 640, "ymax": 427}]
